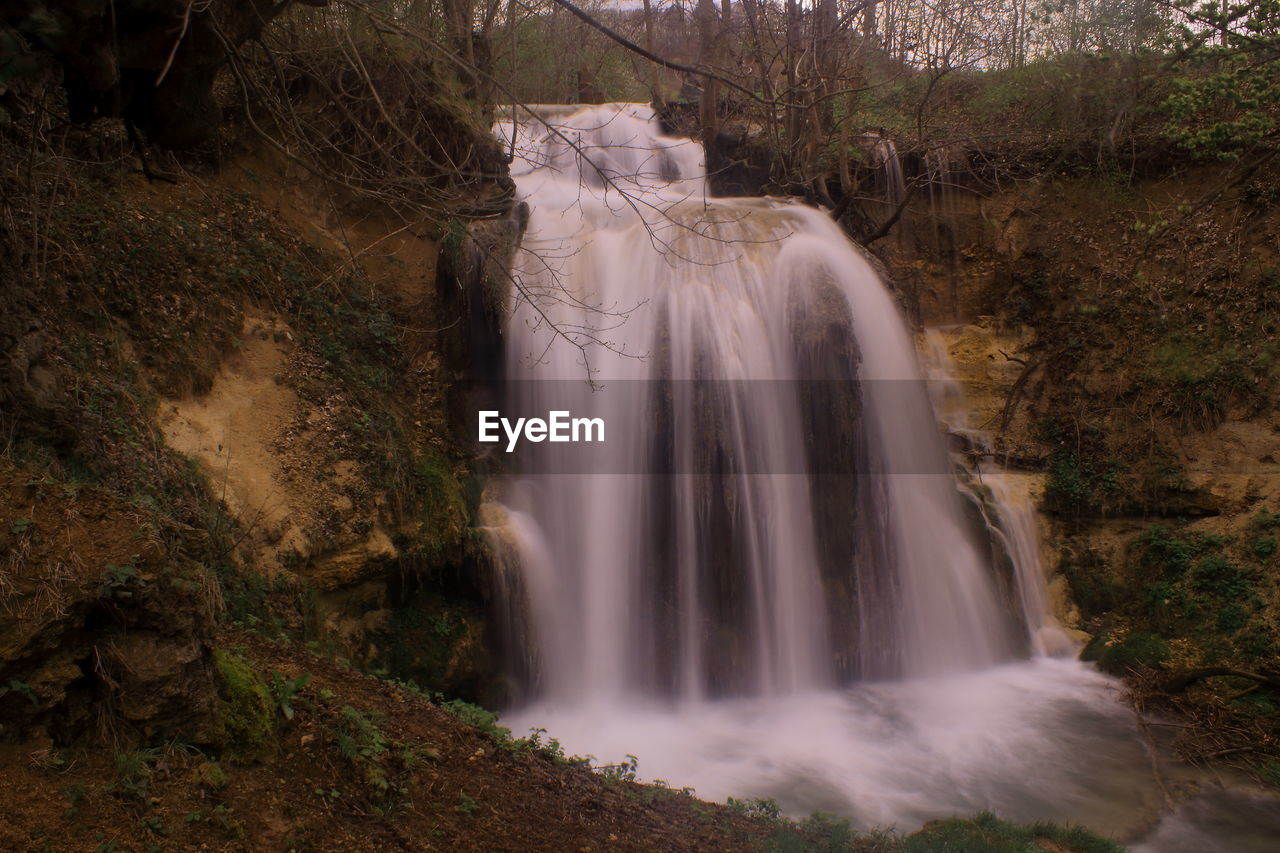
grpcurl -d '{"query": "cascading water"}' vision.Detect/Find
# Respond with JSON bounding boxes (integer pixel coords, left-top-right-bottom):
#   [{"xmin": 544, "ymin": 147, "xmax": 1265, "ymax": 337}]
[
  {"xmin": 483, "ymin": 104, "xmax": 1280, "ymax": 848},
  {"xmin": 490, "ymin": 103, "xmax": 1016, "ymax": 702},
  {"xmin": 920, "ymin": 328, "xmax": 1076, "ymax": 658}
]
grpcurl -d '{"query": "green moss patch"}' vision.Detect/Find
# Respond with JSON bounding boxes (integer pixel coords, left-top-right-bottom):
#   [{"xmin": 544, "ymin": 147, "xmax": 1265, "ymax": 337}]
[{"xmin": 213, "ymin": 650, "xmax": 276, "ymax": 762}]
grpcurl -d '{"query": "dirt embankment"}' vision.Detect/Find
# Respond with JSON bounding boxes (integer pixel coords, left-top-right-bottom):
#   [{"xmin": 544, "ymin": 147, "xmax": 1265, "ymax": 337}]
[
  {"xmin": 0, "ymin": 461, "xmax": 219, "ymax": 747},
  {"xmin": 0, "ymin": 620, "xmax": 794, "ymax": 853},
  {"xmin": 0, "ymin": 140, "xmax": 782, "ymax": 852},
  {"xmin": 1, "ymin": 101, "xmax": 511, "ymax": 733}
]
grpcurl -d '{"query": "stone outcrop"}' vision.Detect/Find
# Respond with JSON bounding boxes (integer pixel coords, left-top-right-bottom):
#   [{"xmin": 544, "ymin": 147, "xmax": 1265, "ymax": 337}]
[{"xmin": 0, "ymin": 462, "xmax": 219, "ymax": 743}]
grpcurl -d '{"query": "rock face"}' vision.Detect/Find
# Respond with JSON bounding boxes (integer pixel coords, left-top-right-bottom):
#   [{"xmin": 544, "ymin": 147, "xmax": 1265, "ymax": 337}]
[
  {"xmin": 435, "ymin": 203, "xmax": 528, "ymax": 384},
  {"xmin": 0, "ymin": 462, "xmax": 219, "ymax": 743},
  {"xmin": 1, "ymin": 0, "xmax": 322, "ymax": 148}
]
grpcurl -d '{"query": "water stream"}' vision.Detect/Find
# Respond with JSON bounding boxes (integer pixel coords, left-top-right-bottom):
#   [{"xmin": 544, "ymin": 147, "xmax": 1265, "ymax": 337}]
[{"xmin": 484, "ymin": 103, "xmax": 1280, "ymax": 849}]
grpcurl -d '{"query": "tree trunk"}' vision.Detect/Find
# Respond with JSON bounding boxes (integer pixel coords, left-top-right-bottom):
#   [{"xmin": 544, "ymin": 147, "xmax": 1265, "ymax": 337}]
[
  {"xmin": 697, "ymin": 0, "xmax": 720, "ymax": 153},
  {"xmin": 641, "ymin": 0, "xmax": 662, "ymax": 105}
]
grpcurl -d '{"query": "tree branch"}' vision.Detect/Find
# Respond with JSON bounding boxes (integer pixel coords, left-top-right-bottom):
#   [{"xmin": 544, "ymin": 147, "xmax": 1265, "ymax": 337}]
[{"xmin": 544, "ymin": 0, "xmax": 796, "ymax": 108}]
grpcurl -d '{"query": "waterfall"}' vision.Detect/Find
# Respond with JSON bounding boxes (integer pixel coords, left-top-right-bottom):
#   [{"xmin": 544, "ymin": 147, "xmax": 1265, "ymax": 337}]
[
  {"xmin": 982, "ymin": 474, "xmax": 1076, "ymax": 657},
  {"xmin": 487, "ymin": 103, "xmax": 1019, "ymax": 703},
  {"xmin": 920, "ymin": 329, "xmax": 1075, "ymax": 658},
  {"xmin": 480, "ymin": 106, "xmax": 1280, "ymax": 846},
  {"xmin": 868, "ymin": 134, "xmax": 906, "ymax": 209}
]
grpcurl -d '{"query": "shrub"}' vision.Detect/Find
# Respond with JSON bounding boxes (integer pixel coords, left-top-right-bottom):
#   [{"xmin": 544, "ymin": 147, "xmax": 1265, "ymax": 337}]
[
  {"xmin": 1081, "ymin": 631, "xmax": 1170, "ymax": 676},
  {"xmin": 904, "ymin": 811, "xmax": 1124, "ymax": 853},
  {"xmin": 1191, "ymin": 555, "xmax": 1253, "ymax": 599}
]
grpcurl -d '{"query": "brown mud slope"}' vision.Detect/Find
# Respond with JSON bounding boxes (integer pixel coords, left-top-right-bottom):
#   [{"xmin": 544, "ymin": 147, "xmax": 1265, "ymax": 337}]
[{"xmin": 0, "ymin": 626, "xmax": 793, "ymax": 853}]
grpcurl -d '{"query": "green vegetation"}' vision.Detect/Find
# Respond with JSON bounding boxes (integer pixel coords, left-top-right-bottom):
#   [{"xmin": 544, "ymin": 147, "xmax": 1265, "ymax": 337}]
[
  {"xmin": 1070, "ymin": 523, "xmax": 1277, "ymax": 673},
  {"xmin": 455, "ymin": 790, "xmax": 480, "ymax": 817},
  {"xmin": 1137, "ymin": 525, "xmax": 1274, "ymax": 668},
  {"xmin": 1038, "ymin": 419, "xmax": 1127, "ymax": 517},
  {"xmin": 902, "ymin": 812, "xmax": 1125, "ymax": 853},
  {"xmin": 439, "ymin": 697, "xmax": 515, "ymax": 743},
  {"xmin": 1066, "ymin": 514, "xmax": 1280, "ymax": 784},
  {"xmin": 597, "ymin": 753, "xmax": 640, "ymax": 783},
  {"xmin": 64, "ymin": 783, "xmax": 88, "ymax": 821},
  {"xmin": 268, "ymin": 671, "xmax": 313, "ymax": 721},
  {"xmin": 190, "ymin": 760, "xmax": 229, "ymax": 792},
  {"xmin": 719, "ymin": 803, "xmax": 1122, "ymax": 853},
  {"xmin": 2, "ymin": 143, "xmax": 481, "ymax": 679},
  {"xmin": 0, "ymin": 678, "xmax": 38, "ymax": 707},
  {"xmin": 329, "ymin": 705, "xmax": 428, "ymax": 815},
  {"xmin": 212, "ymin": 651, "xmax": 276, "ymax": 762},
  {"xmin": 371, "ymin": 600, "xmax": 482, "ymax": 697},
  {"xmin": 1044, "ymin": 450, "xmax": 1124, "ymax": 517},
  {"xmin": 1081, "ymin": 630, "xmax": 1171, "ymax": 675},
  {"xmin": 728, "ymin": 796, "xmax": 784, "ymax": 821},
  {"xmin": 109, "ymin": 749, "xmax": 159, "ymax": 803},
  {"xmin": 98, "ymin": 559, "xmax": 142, "ymax": 601},
  {"xmin": 1164, "ymin": 0, "xmax": 1280, "ymax": 159}
]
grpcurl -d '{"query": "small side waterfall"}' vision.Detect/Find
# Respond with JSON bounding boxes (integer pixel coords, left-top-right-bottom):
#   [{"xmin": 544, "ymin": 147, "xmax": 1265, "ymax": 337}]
[
  {"xmin": 862, "ymin": 133, "xmax": 906, "ymax": 209},
  {"xmin": 920, "ymin": 329, "xmax": 1075, "ymax": 658},
  {"xmin": 983, "ymin": 474, "xmax": 1075, "ymax": 657}
]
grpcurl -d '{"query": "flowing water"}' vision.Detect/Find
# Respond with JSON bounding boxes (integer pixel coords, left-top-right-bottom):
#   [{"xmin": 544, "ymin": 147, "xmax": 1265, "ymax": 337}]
[
  {"xmin": 920, "ymin": 329, "xmax": 1076, "ymax": 659},
  {"xmin": 485, "ymin": 104, "xmax": 1280, "ymax": 848}
]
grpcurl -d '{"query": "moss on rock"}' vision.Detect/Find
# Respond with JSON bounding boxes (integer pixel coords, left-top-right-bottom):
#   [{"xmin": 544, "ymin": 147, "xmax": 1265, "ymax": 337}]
[{"xmin": 213, "ymin": 650, "xmax": 276, "ymax": 762}]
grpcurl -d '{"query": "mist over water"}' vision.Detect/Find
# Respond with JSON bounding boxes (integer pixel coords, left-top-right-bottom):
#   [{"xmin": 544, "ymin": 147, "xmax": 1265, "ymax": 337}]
[
  {"xmin": 504, "ymin": 659, "xmax": 1162, "ymax": 834},
  {"xmin": 486, "ymin": 104, "xmax": 1280, "ymax": 847}
]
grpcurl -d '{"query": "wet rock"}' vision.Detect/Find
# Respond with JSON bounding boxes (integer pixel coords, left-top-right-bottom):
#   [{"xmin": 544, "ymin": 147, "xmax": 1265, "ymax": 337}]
[{"xmin": 435, "ymin": 202, "xmax": 528, "ymax": 384}]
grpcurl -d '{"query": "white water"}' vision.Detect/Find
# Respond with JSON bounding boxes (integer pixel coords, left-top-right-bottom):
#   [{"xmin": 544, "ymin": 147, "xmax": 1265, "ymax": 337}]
[
  {"xmin": 920, "ymin": 328, "xmax": 1076, "ymax": 658},
  {"xmin": 492, "ymin": 103, "xmax": 1013, "ymax": 699},
  {"xmin": 486, "ymin": 104, "xmax": 1280, "ymax": 847},
  {"xmin": 506, "ymin": 659, "xmax": 1168, "ymax": 836}
]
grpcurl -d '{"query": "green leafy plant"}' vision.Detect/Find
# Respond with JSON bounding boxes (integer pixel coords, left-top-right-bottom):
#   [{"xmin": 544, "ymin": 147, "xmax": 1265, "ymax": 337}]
[
  {"xmin": 268, "ymin": 671, "xmax": 313, "ymax": 721},
  {"xmin": 456, "ymin": 790, "xmax": 479, "ymax": 817},
  {"xmin": 596, "ymin": 753, "xmax": 639, "ymax": 783},
  {"xmin": 0, "ymin": 679, "xmax": 39, "ymax": 706},
  {"xmin": 109, "ymin": 748, "xmax": 158, "ymax": 802},
  {"xmin": 1082, "ymin": 631, "xmax": 1171, "ymax": 675},
  {"xmin": 211, "ymin": 804, "xmax": 245, "ymax": 840},
  {"xmin": 439, "ymin": 698, "xmax": 514, "ymax": 744},
  {"xmin": 99, "ymin": 558, "xmax": 142, "ymax": 600},
  {"xmin": 331, "ymin": 705, "xmax": 417, "ymax": 814},
  {"xmin": 727, "ymin": 796, "xmax": 783, "ymax": 822},
  {"xmin": 64, "ymin": 783, "xmax": 88, "ymax": 821}
]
